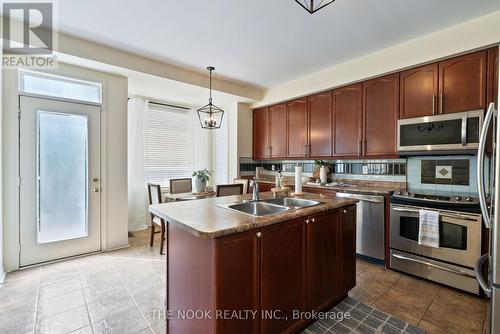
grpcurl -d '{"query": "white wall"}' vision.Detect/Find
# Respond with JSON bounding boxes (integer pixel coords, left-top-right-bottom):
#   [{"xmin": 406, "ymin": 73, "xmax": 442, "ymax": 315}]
[
  {"xmin": 2, "ymin": 62, "xmax": 128, "ymax": 271},
  {"xmin": 225, "ymin": 102, "xmax": 253, "ymax": 180},
  {"xmin": 253, "ymin": 10, "xmax": 500, "ymax": 108}
]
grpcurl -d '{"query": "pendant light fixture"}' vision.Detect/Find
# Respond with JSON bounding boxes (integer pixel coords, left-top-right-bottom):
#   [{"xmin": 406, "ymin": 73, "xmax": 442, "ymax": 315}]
[
  {"xmin": 197, "ymin": 66, "xmax": 224, "ymax": 129},
  {"xmin": 295, "ymin": 0, "xmax": 335, "ymax": 14}
]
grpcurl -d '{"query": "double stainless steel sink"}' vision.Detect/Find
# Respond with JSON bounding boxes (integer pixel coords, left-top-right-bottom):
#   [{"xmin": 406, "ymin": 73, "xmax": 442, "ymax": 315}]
[{"xmin": 218, "ymin": 197, "xmax": 322, "ymax": 217}]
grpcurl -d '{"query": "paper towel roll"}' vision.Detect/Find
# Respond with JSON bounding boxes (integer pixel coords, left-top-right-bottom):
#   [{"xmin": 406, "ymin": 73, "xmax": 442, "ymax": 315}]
[{"xmin": 295, "ymin": 166, "xmax": 303, "ymax": 194}]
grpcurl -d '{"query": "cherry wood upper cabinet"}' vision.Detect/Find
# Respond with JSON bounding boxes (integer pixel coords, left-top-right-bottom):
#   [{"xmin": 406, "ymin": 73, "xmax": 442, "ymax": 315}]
[
  {"xmin": 252, "ymin": 107, "xmax": 269, "ymax": 159},
  {"xmin": 339, "ymin": 205, "xmax": 356, "ymax": 294},
  {"xmin": 363, "ymin": 73, "xmax": 399, "ymax": 157},
  {"xmin": 216, "ymin": 230, "xmax": 260, "ymax": 334},
  {"xmin": 261, "ymin": 219, "xmax": 307, "ymax": 334},
  {"xmin": 400, "ymin": 63, "xmax": 439, "ymax": 119},
  {"xmin": 268, "ymin": 103, "xmax": 287, "ymax": 158},
  {"xmin": 439, "ymin": 50, "xmax": 487, "ymax": 114},
  {"xmin": 287, "ymin": 98, "xmax": 309, "ymax": 158},
  {"xmin": 307, "ymin": 211, "xmax": 340, "ymax": 311},
  {"xmin": 488, "ymin": 47, "xmax": 499, "ymax": 108},
  {"xmin": 308, "ymin": 91, "xmax": 333, "ymax": 157},
  {"xmin": 332, "ymin": 83, "xmax": 363, "ymax": 158}
]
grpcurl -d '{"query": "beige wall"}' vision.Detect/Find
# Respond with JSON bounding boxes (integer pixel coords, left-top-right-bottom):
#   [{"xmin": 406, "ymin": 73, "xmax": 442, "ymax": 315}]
[
  {"xmin": 253, "ymin": 10, "xmax": 500, "ymax": 108},
  {"xmin": 2, "ymin": 63, "xmax": 128, "ymax": 271},
  {"xmin": 226, "ymin": 102, "xmax": 253, "ymax": 180}
]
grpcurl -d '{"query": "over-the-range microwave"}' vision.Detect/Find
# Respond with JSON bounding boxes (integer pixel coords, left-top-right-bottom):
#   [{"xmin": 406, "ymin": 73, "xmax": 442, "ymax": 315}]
[{"xmin": 397, "ymin": 110, "xmax": 484, "ymax": 153}]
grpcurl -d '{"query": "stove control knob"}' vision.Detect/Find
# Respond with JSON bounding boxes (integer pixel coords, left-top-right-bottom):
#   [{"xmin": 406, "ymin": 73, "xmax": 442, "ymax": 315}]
[
  {"xmin": 396, "ymin": 191, "xmax": 403, "ymax": 196},
  {"xmin": 405, "ymin": 192, "xmax": 411, "ymax": 197},
  {"xmin": 465, "ymin": 197, "xmax": 473, "ymax": 202},
  {"xmin": 454, "ymin": 196, "xmax": 462, "ymax": 201}
]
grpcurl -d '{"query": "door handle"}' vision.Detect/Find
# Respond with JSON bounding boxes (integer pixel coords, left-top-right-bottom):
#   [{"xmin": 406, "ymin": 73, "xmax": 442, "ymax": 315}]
[
  {"xmin": 357, "ymin": 140, "xmax": 361, "ymax": 157},
  {"xmin": 93, "ymin": 188, "xmax": 100, "ymax": 193},
  {"xmin": 440, "ymin": 93, "xmax": 444, "ymax": 114},
  {"xmin": 432, "ymin": 94, "xmax": 436, "ymax": 115},
  {"xmin": 474, "ymin": 254, "xmax": 491, "ymax": 297},
  {"xmin": 477, "ymin": 102, "xmax": 496, "ymax": 229}
]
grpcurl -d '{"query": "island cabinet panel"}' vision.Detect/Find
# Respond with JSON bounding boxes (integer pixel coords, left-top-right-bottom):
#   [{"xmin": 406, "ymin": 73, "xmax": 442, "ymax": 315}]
[
  {"xmin": 363, "ymin": 73, "xmax": 399, "ymax": 158},
  {"xmin": 261, "ymin": 219, "xmax": 307, "ymax": 334},
  {"xmin": 339, "ymin": 205, "xmax": 357, "ymax": 294},
  {"xmin": 307, "ymin": 211, "xmax": 340, "ymax": 311},
  {"xmin": 287, "ymin": 98, "xmax": 309, "ymax": 158},
  {"xmin": 399, "ymin": 63, "xmax": 439, "ymax": 119},
  {"xmin": 269, "ymin": 103, "xmax": 288, "ymax": 158},
  {"xmin": 332, "ymin": 83, "xmax": 363, "ymax": 158},
  {"xmin": 216, "ymin": 230, "xmax": 261, "ymax": 334},
  {"xmin": 308, "ymin": 91, "xmax": 333, "ymax": 157},
  {"xmin": 438, "ymin": 50, "xmax": 487, "ymax": 114},
  {"xmin": 253, "ymin": 107, "xmax": 270, "ymax": 159}
]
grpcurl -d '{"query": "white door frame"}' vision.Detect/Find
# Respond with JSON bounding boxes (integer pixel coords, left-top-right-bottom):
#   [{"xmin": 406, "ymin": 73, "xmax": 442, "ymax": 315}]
[{"xmin": 2, "ymin": 66, "xmax": 111, "ymax": 271}]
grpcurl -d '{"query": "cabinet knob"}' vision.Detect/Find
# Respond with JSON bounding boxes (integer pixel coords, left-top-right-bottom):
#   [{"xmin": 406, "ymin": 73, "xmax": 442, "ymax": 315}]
[
  {"xmin": 311, "ymin": 218, "xmax": 315, "ymax": 223},
  {"xmin": 256, "ymin": 232, "xmax": 262, "ymax": 238},
  {"xmin": 305, "ymin": 219, "xmax": 310, "ymax": 224},
  {"xmin": 343, "ymin": 209, "xmax": 347, "ymax": 214}
]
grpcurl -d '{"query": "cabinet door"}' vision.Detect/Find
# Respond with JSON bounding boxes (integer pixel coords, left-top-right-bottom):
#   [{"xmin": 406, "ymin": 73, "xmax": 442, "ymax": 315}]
[
  {"xmin": 400, "ymin": 63, "xmax": 438, "ymax": 119},
  {"xmin": 340, "ymin": 205, "xmax": 357, "ymax": 294},
  {"xmin": 252, "ymin": 107, "xmax": 269, "ymax": 159},
  {"xmin": 216, "ymin": 230, "xmax": 260, "ymax": 334},
  {"xmin": 307, "ymin": 211, "xmax": 340, "ymax": 310},
  {"xmin": 333, "ymin": 83, "xmax": 363, "ymax": 157},
  {"xmin": 261, "ymin": 219, "xmax": 306, "ymax": 334},
  {"xmin": 308, "ymin": 92, "xmax": 332, "ymax": 157},
  {"xmin": 488, "ymin": 47, "xmax": 499, "ymax": 108},
  {"xmin": 287, "ymin": 98, "xmax": 309, "ymax": 158},
  {"xmin": 439, "ymin": 50, "xmax": 487, "ymax": 114},
  {"xmin": 269, "ymin": 103, "xmax": 287, "ymax": 158},
  {"xmin": 363, "ymin": 74, "xmax": 399, "ymax": 157}
]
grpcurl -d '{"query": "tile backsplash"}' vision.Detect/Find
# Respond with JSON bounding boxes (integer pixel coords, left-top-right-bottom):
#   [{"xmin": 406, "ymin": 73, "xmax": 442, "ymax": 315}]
[{"xmin": 407, "ymin": 156, "xmax": 479, "ymax": 196}]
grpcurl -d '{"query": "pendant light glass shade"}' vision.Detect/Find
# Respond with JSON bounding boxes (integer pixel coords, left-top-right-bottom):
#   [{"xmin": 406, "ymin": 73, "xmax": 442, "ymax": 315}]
[
  {"xmin": 197, "ymin": 66, "xmax": 224, "ymax": 129},
  {"xmin": 295, "ymin": 0, "xmax": 335, "ymax": 14}
]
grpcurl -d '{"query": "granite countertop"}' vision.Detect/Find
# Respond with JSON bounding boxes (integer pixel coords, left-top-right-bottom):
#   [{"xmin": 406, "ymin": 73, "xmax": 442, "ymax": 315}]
[
  {"xmin": 257, "ymin": 179, "xmax": 400, "ymax": 195},
  {"xmin": 149, "ymin": 192, "xmax": 358, "ymax": 239}
]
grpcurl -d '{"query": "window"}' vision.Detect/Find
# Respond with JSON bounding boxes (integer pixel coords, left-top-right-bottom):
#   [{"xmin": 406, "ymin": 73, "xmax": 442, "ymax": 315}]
[
  {"xmin": 20, "ymin": 70, "xmax": 102, "ymax": 104},
  {"xmin": 143, "ymin": 104, "xmax": 194, "ymax": 188}
]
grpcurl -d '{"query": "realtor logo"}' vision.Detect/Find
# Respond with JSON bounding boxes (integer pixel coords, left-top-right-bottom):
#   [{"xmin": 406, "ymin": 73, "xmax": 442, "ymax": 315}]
[{"xmin": 3, "ymin": 2, "xmax": 53, "ymax": 54}]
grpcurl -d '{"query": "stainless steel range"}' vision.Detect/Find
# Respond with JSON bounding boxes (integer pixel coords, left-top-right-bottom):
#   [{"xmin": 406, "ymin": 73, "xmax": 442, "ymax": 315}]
[{"xmin": 390, "ymin": 191, "xmax": 482, "ymax": 294}]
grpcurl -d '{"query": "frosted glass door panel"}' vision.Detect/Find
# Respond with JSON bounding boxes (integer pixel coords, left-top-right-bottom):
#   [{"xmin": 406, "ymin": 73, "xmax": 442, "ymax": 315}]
[{"xmin": 37, "ymin": 111, "xmax": 89, "ymax": 243}]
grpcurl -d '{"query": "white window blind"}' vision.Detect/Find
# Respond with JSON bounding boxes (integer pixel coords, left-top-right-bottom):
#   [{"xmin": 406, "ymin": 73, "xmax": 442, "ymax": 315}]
[
  {"xmin": 213, "ymin": 115, "xmax": 229, "ymax": 185},
  {"xmin": 143, "ymin": 104, "xmax": 194, "ymax": 188}
]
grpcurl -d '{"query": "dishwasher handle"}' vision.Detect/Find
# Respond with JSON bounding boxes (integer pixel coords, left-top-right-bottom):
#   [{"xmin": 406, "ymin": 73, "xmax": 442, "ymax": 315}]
[{"xmin": 336, "ymin": 192, "xmax": 384, "ymax": 204}]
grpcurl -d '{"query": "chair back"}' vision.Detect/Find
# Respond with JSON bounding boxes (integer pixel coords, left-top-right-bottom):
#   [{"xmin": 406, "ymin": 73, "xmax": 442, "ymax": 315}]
[
  {"xmin": 217, "ymin": 184, "xmax": 244, "ymax": 197},
  {"xmin": 233, "ymin": 178, "xmax": 250, "ymax": 194},
  {"xmin": 170, "ymin": 178, "xmax": 192, "ymax": 194},
  {"xmin": 147, "ymin": 183, "xmax": 162, "ymax": 205}
]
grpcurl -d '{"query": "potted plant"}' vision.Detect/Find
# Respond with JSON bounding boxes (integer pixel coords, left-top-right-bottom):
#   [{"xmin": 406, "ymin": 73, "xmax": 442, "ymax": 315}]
[
  {"xmin": 314, "ymin": 160, "xmax": 330, "ymax": 184},
  {"xmin": 192, "ymin": 169, "xmax": 213, "ymax": 193}
]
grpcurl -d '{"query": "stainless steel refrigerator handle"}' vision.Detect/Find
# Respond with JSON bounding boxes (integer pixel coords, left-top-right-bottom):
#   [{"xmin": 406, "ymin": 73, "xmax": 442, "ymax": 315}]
[
  {"xmin": 393, "ymin": 253, "xmax": 475, "ymax": 278},
  {"xmin": 477, "ymin": 102, "xmax": 496, "ymax": 229},
  {"xmin": 335, "ymin": 192, "xmax": 384, "ymax": 203},
  {"xmin": 474, "ymin": 254, "xmax": 491, "ymax": 297}
]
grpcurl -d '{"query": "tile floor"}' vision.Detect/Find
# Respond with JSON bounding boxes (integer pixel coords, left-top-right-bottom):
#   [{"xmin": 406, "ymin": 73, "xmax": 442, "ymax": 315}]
[
  {"xmin": 0, "ymin": 228, "xmax": 489, "ymax": 334},
  {"xmin": 349, "ymin": 259, "xmax": 489, "ymax": 334}
]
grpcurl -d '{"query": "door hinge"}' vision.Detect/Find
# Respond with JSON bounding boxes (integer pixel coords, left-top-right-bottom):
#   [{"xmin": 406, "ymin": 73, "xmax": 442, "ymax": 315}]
[
  {"xmin": 17, "ymin": 176, "xmax": 21, "ymax": 187},
  {"xmin": 17, "ymin": 109, "xmax": 21, "ymax": 119},
  {"xmin": 18, "ymin": 244, "xmax": 21, "ymax": 255}
]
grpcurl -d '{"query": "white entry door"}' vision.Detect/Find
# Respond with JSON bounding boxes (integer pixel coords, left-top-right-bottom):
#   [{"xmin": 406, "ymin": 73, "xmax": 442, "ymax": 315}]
[{"xmin": 19, "ymin": 95, "xmax": 101, "ymax": 266}]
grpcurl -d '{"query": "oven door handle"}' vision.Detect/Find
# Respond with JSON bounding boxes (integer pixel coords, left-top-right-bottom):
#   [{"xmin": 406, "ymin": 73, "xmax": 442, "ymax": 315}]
[
  {"xmin": 393, "ymin": 253, "xmax": 476, "ymax": 278},
  {"xmin": 474, "ymin": 254, "xmax": 491, "ymax": 297},
  {"xmin": 392, "ymin": 207, "xmax": 479, "ymax": 221}
]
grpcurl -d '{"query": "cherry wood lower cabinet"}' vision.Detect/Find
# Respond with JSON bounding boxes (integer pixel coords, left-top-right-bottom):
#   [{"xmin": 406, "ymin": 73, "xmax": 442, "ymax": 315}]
[{"xmin": 167, "ymin": 206, "xmax": 357, "ymax": 334}]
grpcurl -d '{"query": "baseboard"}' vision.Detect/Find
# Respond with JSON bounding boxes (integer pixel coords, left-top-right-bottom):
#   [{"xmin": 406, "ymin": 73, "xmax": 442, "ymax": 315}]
[{"xmin": 0, "ymin": 268, "xmax": 6, "ymax": 284}]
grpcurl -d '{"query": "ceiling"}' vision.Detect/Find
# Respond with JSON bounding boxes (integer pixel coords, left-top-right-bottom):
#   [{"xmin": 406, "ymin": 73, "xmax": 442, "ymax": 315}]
[{"xmin": 55, "ymin": 0, "xmax": 500, "ymax": 88}]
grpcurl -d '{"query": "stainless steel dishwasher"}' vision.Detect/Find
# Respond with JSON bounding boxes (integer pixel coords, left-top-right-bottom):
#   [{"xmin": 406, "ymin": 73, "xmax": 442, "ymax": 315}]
[{"xmin": 336, "ymin": 192, "xmax": 385, "ymax": 260}]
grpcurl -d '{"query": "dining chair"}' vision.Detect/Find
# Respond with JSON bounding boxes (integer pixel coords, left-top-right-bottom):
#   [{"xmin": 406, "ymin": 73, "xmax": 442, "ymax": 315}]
[
  {"xmin": 233, "ymin": 178, "xmax": 250, "ymax": 194},
  {"xmin": 147, "ymin": 183, "xmax": 166, "ymax": 255},
  {"xmin": 216, "ymin": 183, "xmax": 244, "ymax": 197},
  {"xmin": 169, "ymin": 178, "xmax": 192, "ymax": 194}
]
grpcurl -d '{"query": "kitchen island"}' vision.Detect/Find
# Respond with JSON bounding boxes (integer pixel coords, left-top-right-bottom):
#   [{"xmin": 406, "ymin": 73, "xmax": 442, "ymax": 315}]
[{"xmin": 150, "ymin": 192, "xmax": 358, "ymax": 334}]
